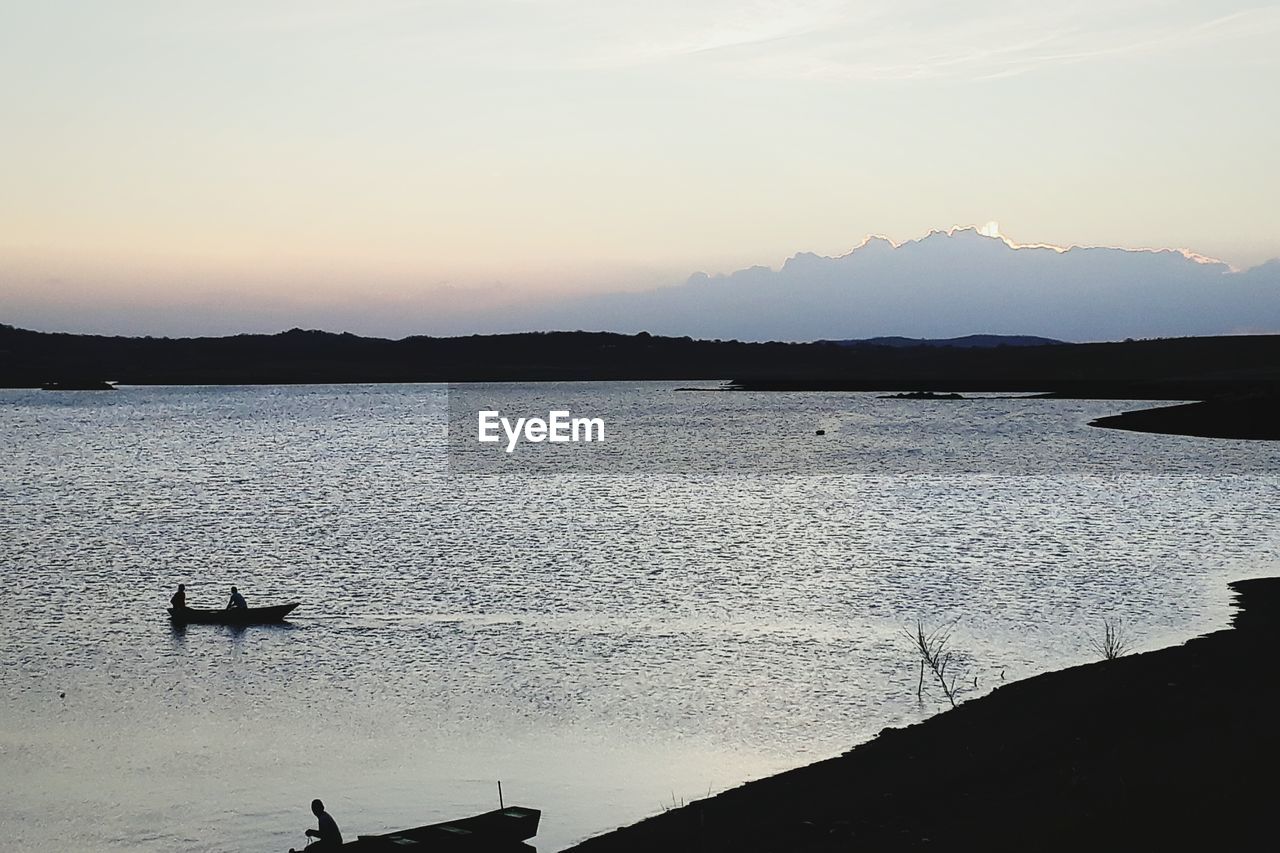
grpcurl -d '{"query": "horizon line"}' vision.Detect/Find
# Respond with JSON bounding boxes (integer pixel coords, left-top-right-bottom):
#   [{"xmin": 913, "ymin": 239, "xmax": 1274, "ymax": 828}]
[{"xmin": 8, "ymin": 319, "xmax": 1280, "ymax": 347}]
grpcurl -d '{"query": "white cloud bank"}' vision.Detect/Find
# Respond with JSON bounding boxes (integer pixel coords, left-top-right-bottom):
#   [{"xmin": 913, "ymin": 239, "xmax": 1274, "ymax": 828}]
[
  {"xmin": 509, "ymin": 227, "xmax": 1280, "ymax": 342},
  {"xmin": 4, "ymin": 228, "xmax": 1278, "ymax": 341}
]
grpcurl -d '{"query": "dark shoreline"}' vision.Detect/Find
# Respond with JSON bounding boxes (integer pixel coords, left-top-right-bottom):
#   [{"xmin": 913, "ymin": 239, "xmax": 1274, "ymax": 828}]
[
  {"xmin": 3, "ymin": 324, "xmax": 1277, "ymax": 398},
  {"xmin": 565, "ymin": 577, "xmax": 1280, "ymax": 852},
  {"xmin": 1088, "ymin": 395, "xmax": 1280, "ymax": 440},
  {"xmin": 7, "ymin": 324, "xmax": 1277, "ymax": 438}
]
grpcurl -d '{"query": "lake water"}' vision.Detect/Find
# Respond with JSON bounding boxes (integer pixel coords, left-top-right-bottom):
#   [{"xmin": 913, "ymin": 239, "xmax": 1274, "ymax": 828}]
[{"xmin": 2, "ymin": 383, "xmax": 1278, "ymax": 852}]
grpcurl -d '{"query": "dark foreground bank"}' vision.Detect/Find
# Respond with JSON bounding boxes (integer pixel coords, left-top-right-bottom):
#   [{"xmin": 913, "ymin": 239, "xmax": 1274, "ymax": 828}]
[
  {"xmin": 1089, "ymin": 394, "xmax": 1280, "ymax": 440},
  {"xmin": 566, "ymin": 578, "xmax": 1280, "ymax": 852}
]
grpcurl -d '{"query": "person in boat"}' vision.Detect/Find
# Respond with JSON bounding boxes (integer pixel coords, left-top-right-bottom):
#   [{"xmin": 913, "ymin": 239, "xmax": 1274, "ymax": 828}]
[
  {"xmin": 170, "ymin": 584, "xmax": 187, "ymax": 610},
  {"xmin": 304, "ymin": 798, "xmax": 343, "ymax": 849},
  {"xmin": 226, "ymin": 586, "xmax": 247, "ymax": 610}
]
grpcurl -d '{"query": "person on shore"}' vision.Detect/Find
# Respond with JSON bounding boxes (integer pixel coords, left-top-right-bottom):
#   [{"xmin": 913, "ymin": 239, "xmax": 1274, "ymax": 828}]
[
  {"xmin": 226, "ymin": 586, "xmax": 247, "ymax": 610},
  {"xmin": 304, "ymin": 798, "xmax": 343, "ymax": 849},
  {"xmin": 170, "ymin": 584, "xmax": 187, "ymax": 610}
]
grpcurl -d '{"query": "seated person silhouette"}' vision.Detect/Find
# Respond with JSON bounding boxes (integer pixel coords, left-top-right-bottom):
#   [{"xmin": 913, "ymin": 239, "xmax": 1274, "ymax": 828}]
[
  {"xmin": 303, "ymin": 798, "xmax": 343, "ymax": 850},
  {"xmin": 226, "ymin": 586, "xmax": 247, "ymax": 610},
  {"xmin": 170, "ymin": 583, "xmax": 187, "ymax": 610}
]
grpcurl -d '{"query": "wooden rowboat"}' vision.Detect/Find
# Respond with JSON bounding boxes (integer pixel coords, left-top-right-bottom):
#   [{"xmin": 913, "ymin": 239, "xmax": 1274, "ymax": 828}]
[
  {"xmin": 291, "ymin": 806, "xmax": 541, "ymax": 852},
  {"xmin": 356, "ymin": 806, "xmax": 541, "ymax": 851},
  {"xmin": 168, "ymin": 603, "xmax": 299, "ymax": 625}
]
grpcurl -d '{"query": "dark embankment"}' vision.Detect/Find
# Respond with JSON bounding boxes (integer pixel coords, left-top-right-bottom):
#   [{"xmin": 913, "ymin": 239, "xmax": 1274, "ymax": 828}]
[
  {"xmin": 566, "ymin": 578, "xmax": 1280, "ymax": 852},
  {"xmin": 730, "ymin": 334, "xmax": 1280, "ymax": 399},
  {"xmin": 1089, "ymin": 394, "xmax": 1280, "ymax": 440}
]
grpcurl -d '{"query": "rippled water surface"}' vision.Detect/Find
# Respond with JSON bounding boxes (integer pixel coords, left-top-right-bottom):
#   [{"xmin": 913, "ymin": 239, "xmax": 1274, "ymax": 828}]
[{"xmin": 2, "ymin": 384, "xmax": 1278, "ymax": 851}]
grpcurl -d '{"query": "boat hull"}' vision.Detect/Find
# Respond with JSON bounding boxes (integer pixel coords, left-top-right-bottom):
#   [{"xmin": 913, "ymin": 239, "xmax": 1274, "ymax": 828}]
[
  {"xmin": 348, "ymin": 806, "xmax": 541, "ymax": 851},
  {"xmin": 168, "ymin": 603, "xmax": 299, "ymax": 625}
]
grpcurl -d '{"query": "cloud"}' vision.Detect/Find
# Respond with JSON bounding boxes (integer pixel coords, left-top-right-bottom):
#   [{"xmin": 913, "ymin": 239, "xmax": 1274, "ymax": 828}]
[
  {"xmin": 5, "ymin": 226, "xmax": 1278, "ymax": 339},
  {"xmin": 504, "ymin": 227, "xmax": 1280, "ymax": 341},
  {"xmin": 129, "ymin": 2, "xmax": 1280, "ymax": 84},
  {"xmin": 677, "ymin": 3, "xmax": 1280, "ymax": 81},
  {"xmin": 498, "ymin": 1, "xmax": 1280, "ymax": 81}
]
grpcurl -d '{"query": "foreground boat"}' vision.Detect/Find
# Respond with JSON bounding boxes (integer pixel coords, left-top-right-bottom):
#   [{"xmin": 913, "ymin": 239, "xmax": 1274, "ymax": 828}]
[
  {"xmin": 292, "ymin": 806, "xmax": 541, "ymax": 852},
  {"xmin": 168, "ymin": 603, "xmax": 299, "ymax": 625}
]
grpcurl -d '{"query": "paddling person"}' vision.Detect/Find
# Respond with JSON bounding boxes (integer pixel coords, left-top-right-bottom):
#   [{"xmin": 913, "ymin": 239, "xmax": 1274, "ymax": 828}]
[
  {"xmin": 170, "ymin": 583, "xmax": 187, "ymax": 610},
  {"xmin": 304, "ymin": 798, "xmax": 343, "ymax": 849},
  {"xmin": 226, "ymin": 586, "xmax": 247, "ymax": 610}
]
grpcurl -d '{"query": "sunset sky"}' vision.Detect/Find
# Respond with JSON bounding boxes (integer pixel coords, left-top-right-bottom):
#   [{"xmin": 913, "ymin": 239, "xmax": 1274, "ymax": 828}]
[{"xmin": 2, "ymin": 1, "xmax": 1278, "ymax": 335}]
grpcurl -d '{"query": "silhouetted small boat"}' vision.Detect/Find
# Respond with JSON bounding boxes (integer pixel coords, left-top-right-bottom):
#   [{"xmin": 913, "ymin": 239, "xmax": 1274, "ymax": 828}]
[
  {"xmin": 291, "ymin": 806, "xmax": 541, "ymax": 852},
  {"xmin": 878, "ymin": 390, "xmax": 965, "ymax": 399},
  {"xmin": 168, "ymin": 603, "xmax": 299, "ymax": 625},
  {"xmin": 41, "ymin": 379, "xmax": 115, "ymax": 391}
]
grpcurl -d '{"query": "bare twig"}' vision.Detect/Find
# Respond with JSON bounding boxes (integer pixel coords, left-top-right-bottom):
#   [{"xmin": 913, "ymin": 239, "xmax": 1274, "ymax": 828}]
[
  {"xmin": 907, "ymin": 620, "xmax": 972, "ymax": 709},
  {"xmin": 1088, "ymin": 618, "xmax": 1133, "ymax": 660}
]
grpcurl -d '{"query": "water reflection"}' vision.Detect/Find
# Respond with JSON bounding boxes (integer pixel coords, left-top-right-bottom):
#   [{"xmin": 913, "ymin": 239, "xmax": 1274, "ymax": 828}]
[{"xmin": 1, "ymin": 384, "xmax": 1277, "ymax": 853}]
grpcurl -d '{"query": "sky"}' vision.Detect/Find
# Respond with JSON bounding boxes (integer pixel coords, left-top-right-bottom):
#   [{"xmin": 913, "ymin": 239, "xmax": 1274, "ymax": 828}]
[{"xmin": 1, "ymin": 1, "xmax": 1278, "ymax": 337}]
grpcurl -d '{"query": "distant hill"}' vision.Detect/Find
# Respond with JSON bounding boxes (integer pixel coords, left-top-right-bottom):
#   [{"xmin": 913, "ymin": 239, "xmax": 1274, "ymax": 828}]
[{"xmin": 824, "ymin": 334, "xmax": 1064, "ymax": 348}]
